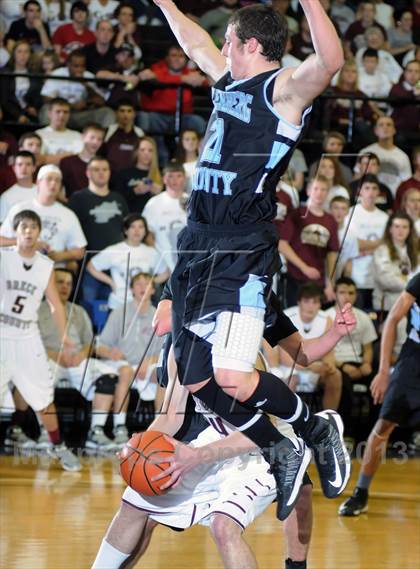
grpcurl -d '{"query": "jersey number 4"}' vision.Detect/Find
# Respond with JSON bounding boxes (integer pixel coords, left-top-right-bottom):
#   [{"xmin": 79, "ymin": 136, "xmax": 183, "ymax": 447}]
[
  {"xmin": 11, "ymin": 295, "xmax": 26, "ymax": 314},
  {"xmin": 201, "ymin": 118, "xmax": 224, "ymax": 164}
]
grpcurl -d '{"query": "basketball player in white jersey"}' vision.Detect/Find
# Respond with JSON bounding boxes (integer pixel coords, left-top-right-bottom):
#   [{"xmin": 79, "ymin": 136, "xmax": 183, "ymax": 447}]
[
  {"xmin": 0, "ymin": 209, "xmax": 81, "ymax": 471},
  {"xmin": 276, "ymin": 283, "xmax": 342, "ymax": 410}
]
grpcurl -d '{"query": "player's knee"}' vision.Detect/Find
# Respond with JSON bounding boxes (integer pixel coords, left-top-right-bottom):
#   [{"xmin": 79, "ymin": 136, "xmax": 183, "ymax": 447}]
[
  {"xmin": 210, "ymin": 515, "xmax": 241, "ymax": 547},
  {"xmin": 95, "ymin": 374, "xmax": 118, "ymax": 396},
  {"xmin": 118, "ymin": 500, "xmax": 148, "ymax": 526},
  {"xmin": 373, "ymin": 418, "xmax": 395, "ymax": 438},
  {"xmin": 214, "ymin": 367, "xmax": 254, "ymax": 399}
]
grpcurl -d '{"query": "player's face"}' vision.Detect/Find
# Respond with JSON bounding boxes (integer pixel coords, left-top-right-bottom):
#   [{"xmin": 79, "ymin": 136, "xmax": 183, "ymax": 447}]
[
  {"xmin": 330, "ymin": 201, "xmax": 349, "ymax": 224},
  {"xmin": 48, "ymin": 104, "xmax": 71, "ymax": 129},
  {"xmin": 360, "ymin": 182, "xmax": 379, "ymax": 207},
  {"xmin": 87, "ymin": 161, "xmax": 111, "ymax": 187},
  {"xmin": 54, "ymin": 271, "xmax": 73, "ymax": 303},
  {"xmin": 126, "ymin": 220, "xmax": 146, "ymax": 244},
  {"xmin": 222, "ymin": 25, "xmax": 247, "ymax": 80},
  {"xmin": 335, "ymin": 284, "xmax": 356, "ymax": 307},
  {"xmin": 389, "ymin": 218, "xmax": 410, "ymax": 245},
  {"xmin": 307, "ymin": 181, "xmax": 328, "ymax": 206},
  {"xmin": 37, "ymin": 173, "xmax": 62, "ymax": 201},
  {"xmin": 298, "ymin": 296, "xmax": 321, "ymax": 321},
  {"xmin": 15, "ymin": 219, "xmax": 40, "ymax": 250},
  {"xmin": 131, "ymin": 276, "xmax": 154, "ymax": 302},
  {"xmin": 164, "ymin": 171, "xmax": 186, "ymax": 196},
  {"xmin": 83, "ymin": 129, "xmax": 104, "ymax": 154},
  {"xmin": 13, "ymin": 157, "xmax": 35, "ymax": 181},
  {"xmin": 21, "ymin": 137, "xmax": 41, "ymax": 156}
]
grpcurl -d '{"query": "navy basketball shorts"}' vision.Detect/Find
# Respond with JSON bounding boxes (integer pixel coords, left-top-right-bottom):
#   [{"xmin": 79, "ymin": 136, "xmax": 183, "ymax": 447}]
[
  {"xmin": 379, "ymin": 351, "xmax": 420, "ymax": 427},
  {"xmin": 171, "ymin": 220, "xmax": 280, "ymax": 386}
]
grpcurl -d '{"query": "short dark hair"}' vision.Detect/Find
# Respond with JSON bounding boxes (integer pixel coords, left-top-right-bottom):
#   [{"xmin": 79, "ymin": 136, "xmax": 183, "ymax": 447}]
[
  {"xmin": 335, "ymin": 276, "xmax": 357, "ymax": 291},
  {"xmin": 362, "ymin": 48, "xmax": 379, "ymax": 59},
  {"xmin": 123, "ymin": 213, "xmax": 149, "ymax": 238},
  {"xmin": 325, "ymin": 131, "xmax": 346, "ymax": 145},
  {"xmin": 18, "ymin": 132, "xmax": 42, "ymax": 147},
  {"xmin": 115, "ymin": 2, "xmax": 134, "ymax": 19},
  {"xmin": 357, "ymin": 152, "xmax": 380, "ymax": 165},
  {"xmin": 87, "ymin": 156, "xmax": 109, "ymax": 168},
  {"xmin": 48, "ymin": 97, "xmax": 70, "ymax": 110},
  {"xmin": 13, "ymin": 209, "xmax": 42, "ymax": 231},
  {"xmin": 15, "ymin": 150, "xmax": 36, "ymax": 165},
  {"xmin": 71, "ymin": 1, "xmax": 89, "ymax": 18},
  {"xmin": 360, "ymin": 173, "xmax": 380, "ymax": 188},
  {"xmin": 116, "ymin": 99, "xmax": 135, "ymax": 110},
  {"xmin": 54, "ymin": 267, "xmax": 74, "ymax": 281},
  {"xmin": 82, "ymin": 123, "xmax": 105, "ymax": 135},
  {"xmin": 24, "ymin": 1, "xmax": 41, "ymax": 12},
  {"xmin": 67, "ymin": 49, "xmax": 86, "ymax": 63},
  {"xmin": 229, "ymin": 5, "xmax": 288, "ymax": 63},
  {"xmin": 297, "ymin": 282, "xmax": 323, "ymax": 302},
  {"xmin": 163, "ymin": 161, "xmax": 185, "ymax": 175}
]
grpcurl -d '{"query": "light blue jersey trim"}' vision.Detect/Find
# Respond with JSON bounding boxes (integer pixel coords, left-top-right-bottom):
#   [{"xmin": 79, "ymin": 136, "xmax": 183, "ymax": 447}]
[{"xmin": 239, "ymin": 275, "xmax": 266, "ymax": 310}]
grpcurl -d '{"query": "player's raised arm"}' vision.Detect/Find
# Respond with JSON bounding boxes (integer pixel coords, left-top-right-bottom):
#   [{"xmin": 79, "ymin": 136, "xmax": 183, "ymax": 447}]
[
  {"xmin": 274, "ymin": 0, "xmax": 344, "ymax": 121},
  {"xmin": 153, "ymin": 0, "xmax": 226, "ymax": 81}
]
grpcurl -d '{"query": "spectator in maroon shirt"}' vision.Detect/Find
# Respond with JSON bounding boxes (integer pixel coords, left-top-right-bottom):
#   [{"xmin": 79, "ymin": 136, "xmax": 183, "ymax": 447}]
[
  {"xmin": 394, "ymin": 146, "xmax": 420, "ymax": 211},
  {"xmin": 279, "ymin": 175, "xmax": 339, "ymax": 307},
  {"xmin": 327, "ymin": 59, "xmax": 375, "ymax": 148},
  {"xmin": 104, "ymin": 100, "xmax": 144, "ymax": 176},
  {"xmin": 82, "ymin": 19, "xmax": 117, "ymax": 74},
  {"xmin": 52, "ymin": 1, "xmax": 95, "ymax": 61},
  {"xmin": 290, "ymin": 16, "xmax": 314, "ymax": 61},
  {"xmin": 59, "ymin": 124, "xmax": 106, "ymax": 198},
  {"xmin": 4, "ymin": 0, "xmax": 52, "ymax": 53},
  {"xmin": 344, "ymin": 1, "xmax": 388, "ymax": 56},
  {"xmin": 390, "ymin": 60, "xmax": 420, "ymax": 146}
]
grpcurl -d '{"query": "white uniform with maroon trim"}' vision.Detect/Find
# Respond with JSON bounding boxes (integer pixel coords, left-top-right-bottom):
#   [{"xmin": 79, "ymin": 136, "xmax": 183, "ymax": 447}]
[
  {"xmin": 121, "ymin": 395, "xmax": 303, "ymax": 530},
  {"xmin": 0, "ymin": 248, "xmax": 54, "ymax": 411}
]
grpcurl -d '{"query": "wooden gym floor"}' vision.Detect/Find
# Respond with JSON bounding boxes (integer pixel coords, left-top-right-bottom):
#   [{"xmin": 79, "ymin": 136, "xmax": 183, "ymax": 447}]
[{"xmin": 0, "ymin": 454, "xmax": 419, "ymax": 569}]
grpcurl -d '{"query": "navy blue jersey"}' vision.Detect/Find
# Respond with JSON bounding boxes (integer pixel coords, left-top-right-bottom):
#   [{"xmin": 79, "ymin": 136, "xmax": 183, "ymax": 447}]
[{"xmin": 189, "ymin": 68, "xmax": 311, "ymax": 225}]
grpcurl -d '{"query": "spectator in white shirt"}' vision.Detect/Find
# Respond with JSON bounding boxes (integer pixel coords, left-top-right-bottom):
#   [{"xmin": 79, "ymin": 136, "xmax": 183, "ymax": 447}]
[
  {"xmin": 0, "ymin": 164, "xmax": 87, "ymax": 267},
  {"xmin": 372, "ymin": 211, "xmax": 418, "ymax": 313},
  {"xmin": 142, "ymin": 162, "xmax": 187, "ymax": 272},
  {"xmin": 88, "ymin": 0, "xmax": 119, "ymax": 29},
  {"xmin": 329, "ymin": 196, "xmax": 359, "ymax": 279},
  {"xmin": 346, "ymin": 174, "xmax": 389, "ymax": 309},
  {"xmin": 36, "ymin": 97, "xmax": 83, "ymax": 165},
  {"xmin": 356, "ymin": 26, "xmax": 403, "ymax": 84},
  {"xmin": 359, "ymin": 116, "xmax": 412, "ymax": 196},
  {"xmin": 330, "ymin": 0, "xmax": 355, "ymax": 36},
  {"xmin": 0, "ymin": 150, "xmax": 37, "ymax": 222},
  {"xmin": 173, "ymin": 129, "xmax": 200, "ymax": 194},
  {"xmin": 87, "ymin": 213, "xmax": 169, "ymax": 310},
  {"xmin": 40, "ymin": 49, "xmax": 115, "ymax": 129},
  {"xmin": 358, "ymin": 48, "xmax": 392, "ymax": 111}
]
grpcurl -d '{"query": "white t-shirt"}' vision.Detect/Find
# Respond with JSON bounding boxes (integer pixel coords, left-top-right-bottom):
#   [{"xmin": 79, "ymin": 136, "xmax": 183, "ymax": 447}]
[
  {"xmin": 90, "ymin": 241, "xmax": 167, "ymax": 309},
  {"xmin": 88, "ymin": 0, "xmax": 118, "ymax": 28},
  {"xmin": 346, "ymin": 205, "xmax": 388, "ymax": 289},
  {"xmin": 358, "ymin": 69, "xmax": 392, "ymax": 101},
  {"xmin": 284, "ymin": 307, "xmax": 329, "ymax": 340},
  {"xmin": 359, "ymin": 143, "xmax": 412, "ymax": 196},
  {"xmin": 1, "ymin": 199, "xmax": 87, "ymax": 259},
  {"xmin": 183, "ymin": 160, "xmax": 197, "ymax": 194},
  {"xmin": 143, "ymin": 192, "xmax": 187, "ymax": 271},
  {"xmin": 0, "ymin": 184, "xmax": 37, "ymax": 223},
  {"xmin": 356, "ymin": 48, "xmax": 402, "ymax": 85},
  {"xmin": 325, "ymin": 306, "xmax": 377, "ymax": 363},
  {"xmin": 336, "ymin": 225, "xmax": 359, "ymax": 279},
  {"xmin": 41, "ymin": 67, "xmax": 99, "ymax": 104},
  {"xmin": 35, "ymin": 125, "xmax": 83, "ymax": 155}
]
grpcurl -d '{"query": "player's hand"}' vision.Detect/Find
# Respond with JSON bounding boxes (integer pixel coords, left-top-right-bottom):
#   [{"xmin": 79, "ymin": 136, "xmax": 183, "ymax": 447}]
[
  {"xmin": 303, "ymin": 265, "xmax": 321, "ymax": 280},
  {"xmin": 152, "ymin": 299, "xmax": 172, "ymax": 336},
  {"xmin": 153, "ymin": 0, "xmax": 174, "ymax": 8},
  {"xmin": 333, "ymin": 302, "xmax": 357, "ymax": 337},
  {"xmin": 151, "ymin": 436, "xmax": 200, "ymax": 489},
  {"xmin": 370, "ymin": 370, "xmax": 390, "ymax": 405}
]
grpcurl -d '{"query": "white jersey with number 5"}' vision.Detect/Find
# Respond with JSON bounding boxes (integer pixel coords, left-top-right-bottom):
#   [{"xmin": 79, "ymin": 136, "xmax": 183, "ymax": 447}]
[{"xmin": 0, "ymin": 248, "xmax": 53, "ymax": 339}]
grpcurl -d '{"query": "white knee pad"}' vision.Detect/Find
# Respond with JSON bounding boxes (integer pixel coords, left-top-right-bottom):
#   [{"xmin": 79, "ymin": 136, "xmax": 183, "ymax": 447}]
[{"xmin": 212, "ymin": 311, "xmax": 264, "ymax": 372}]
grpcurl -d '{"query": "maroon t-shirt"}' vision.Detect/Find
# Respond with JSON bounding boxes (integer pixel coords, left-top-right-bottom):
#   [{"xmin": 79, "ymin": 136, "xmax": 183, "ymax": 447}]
[
  {"xmin": 280, "ymin": 207, "xmax": 339, "ymax": 285},
  {"xmin": 390, "ymin": 83, "xmax": 420, "ymax": 133},
  {"xmin": 59, "ymin": 154, "xmax": 88, "ymax": 197},
  {"xmin": 104, "ymin": 129, "xmax": 140, "ymax": 174}
]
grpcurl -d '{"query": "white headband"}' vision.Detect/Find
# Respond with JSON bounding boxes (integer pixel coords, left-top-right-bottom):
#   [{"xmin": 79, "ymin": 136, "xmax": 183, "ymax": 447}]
[{"xmin": 37, "ymin": 164, "xmax": 62, "ymax": 182}]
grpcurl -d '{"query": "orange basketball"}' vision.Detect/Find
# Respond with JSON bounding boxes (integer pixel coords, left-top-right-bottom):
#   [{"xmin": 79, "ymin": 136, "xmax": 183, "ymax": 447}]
[{"xmin": 119, "ymin": 431, "xmax": 175, "ymax": 496}]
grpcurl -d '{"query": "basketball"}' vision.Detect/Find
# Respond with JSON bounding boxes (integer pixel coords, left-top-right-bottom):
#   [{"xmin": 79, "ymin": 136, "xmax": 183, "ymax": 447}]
[{"xmin": 119, "ymin": 431, "xmax": 175, "ymax": 496}]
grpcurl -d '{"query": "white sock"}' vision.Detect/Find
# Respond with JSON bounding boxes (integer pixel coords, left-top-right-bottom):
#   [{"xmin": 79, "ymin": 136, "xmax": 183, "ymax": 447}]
[
  {"xmin": 91, "ymin": 412, "xmax": 108, "ymax": 429},
  {"xmin": 114, "ymin": 412, "xmax": 127, "ymax": 427},
  {"xmin": 91, "ymin": 539, "xmax": 130, "ymax": 568}
]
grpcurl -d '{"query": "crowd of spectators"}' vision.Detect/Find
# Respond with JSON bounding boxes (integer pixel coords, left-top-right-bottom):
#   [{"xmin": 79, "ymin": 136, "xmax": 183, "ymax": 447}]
[{"xmin": 0, "ymin": 0, "xmax": 418, "ymax": 452}]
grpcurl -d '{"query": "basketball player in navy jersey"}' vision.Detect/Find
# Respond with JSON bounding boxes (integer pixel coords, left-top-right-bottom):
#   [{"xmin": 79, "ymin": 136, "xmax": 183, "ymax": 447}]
[{"xmin": 153, "ymin": 0, "xmax": 351, "ymax": 520}]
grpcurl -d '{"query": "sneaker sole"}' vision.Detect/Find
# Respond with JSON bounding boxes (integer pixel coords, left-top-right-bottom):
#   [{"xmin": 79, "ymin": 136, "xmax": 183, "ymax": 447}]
[
  {"xmin": 316, "ymin": 410, "xmax": 352, "ymax": 497},
  {"xmin": 338, "ymin": 503, "xmax": 368, "ymax": 516}
]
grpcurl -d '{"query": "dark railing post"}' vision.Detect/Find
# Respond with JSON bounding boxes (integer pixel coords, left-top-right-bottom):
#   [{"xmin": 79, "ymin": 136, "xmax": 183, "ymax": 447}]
[
  {"xmin": 347, "ymin": 97, "xmax": 356, "ymax": 144},
  {"xmin": 174, "ymin": 84, "xmax": 184, "ymax": 143}
]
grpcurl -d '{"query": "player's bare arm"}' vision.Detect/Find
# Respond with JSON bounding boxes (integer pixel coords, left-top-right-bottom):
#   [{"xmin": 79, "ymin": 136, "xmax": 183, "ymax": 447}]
[
  {"xmin": 371, "ymin": 290, "xmax": 415, "ymax": 404},
  {"xmin": 153, "ymin": 0, "xmax": 226, "ymax": 81},
  {"xmin": 273, "ymin": 0, "xmax": 344, "ymax": 124}
]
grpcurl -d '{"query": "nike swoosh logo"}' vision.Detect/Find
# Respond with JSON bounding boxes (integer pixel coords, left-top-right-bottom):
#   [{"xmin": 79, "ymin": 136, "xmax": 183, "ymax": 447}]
[
  {"xmin": 255, "ymin": 398, "xmax": 268, "ymax": 407},
  {"xmin": 329, "ymin": 450, "xmax": 343, "ymax": 489},
  {"xmin": 291, "ymin": 438, "xmax": 305, "ymax": 457},
  {"xmin": 304, "ymin": 406, "xmax": 310, "ymax": 421}
]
